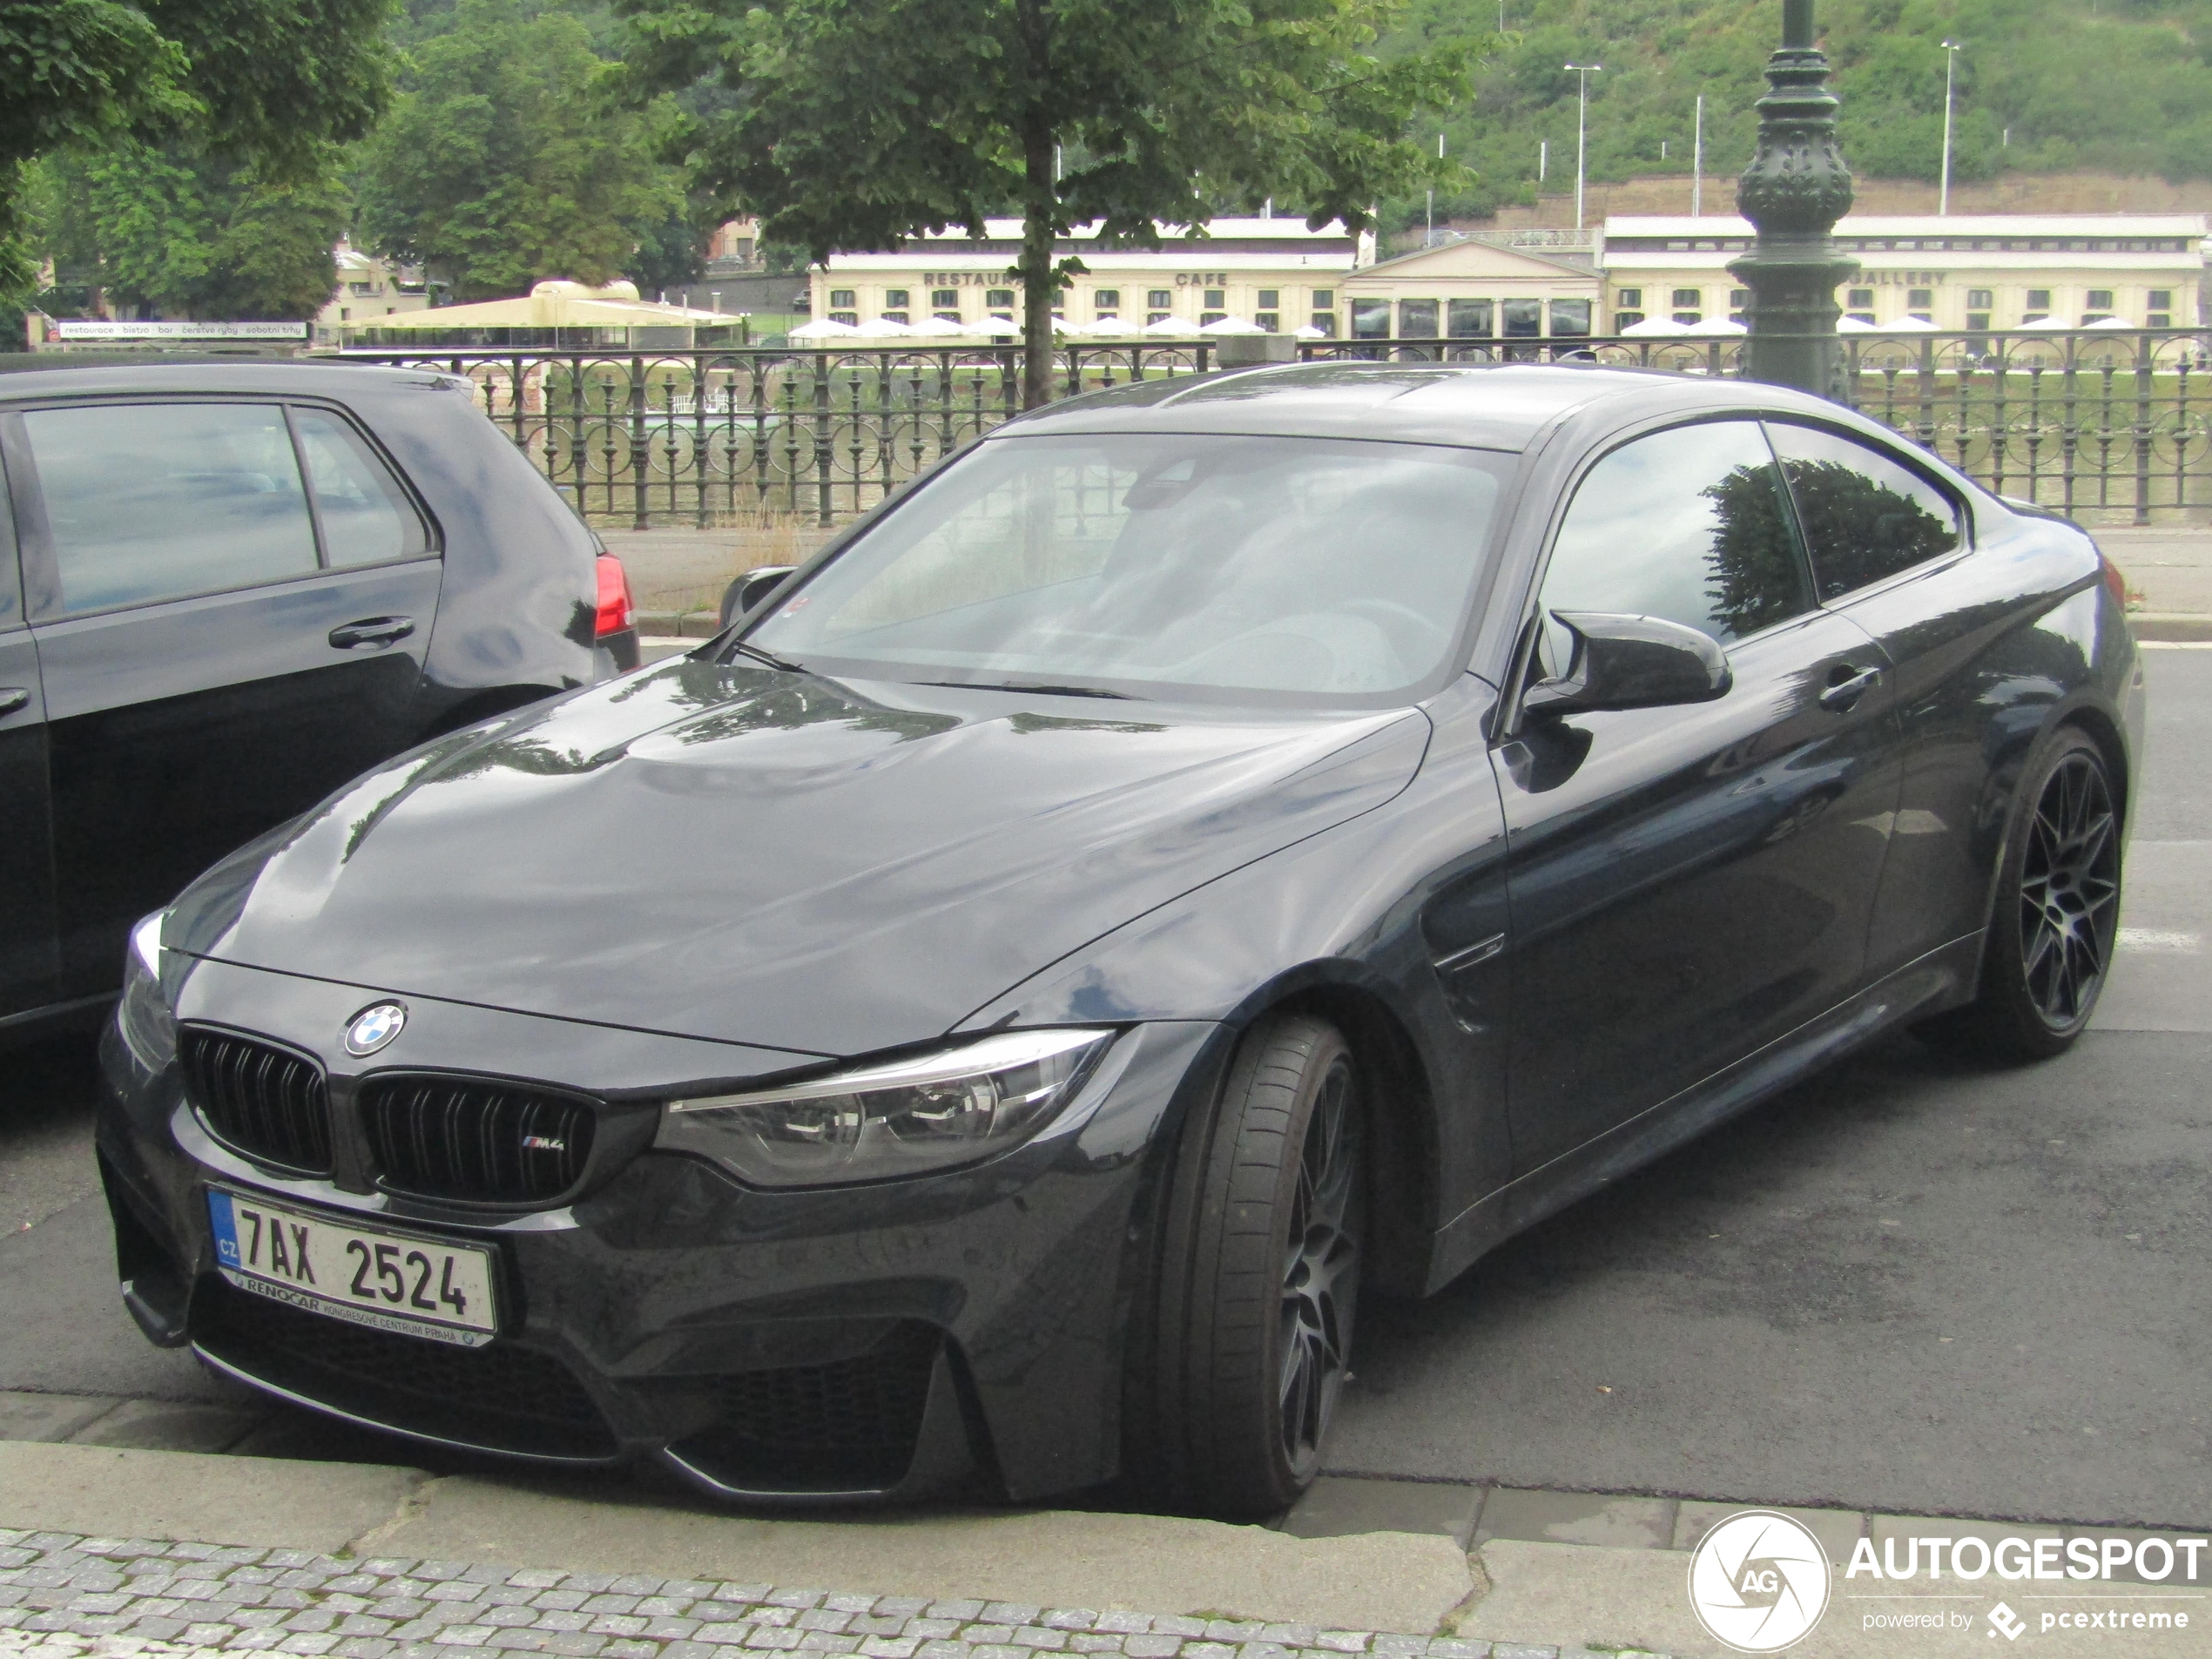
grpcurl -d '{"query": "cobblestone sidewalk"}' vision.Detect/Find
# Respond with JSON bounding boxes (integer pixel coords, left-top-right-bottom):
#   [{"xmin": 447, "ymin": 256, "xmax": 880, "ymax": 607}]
[{"xmin": 0, "ymin": 1534, "xmax": 1662, "ymax": 1659}]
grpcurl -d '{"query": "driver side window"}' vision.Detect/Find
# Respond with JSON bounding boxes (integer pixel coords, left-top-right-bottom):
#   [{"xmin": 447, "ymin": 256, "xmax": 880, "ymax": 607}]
[{"xmin": 1539, "ymin": 420, "xmax": 1814, "ymax": 648}]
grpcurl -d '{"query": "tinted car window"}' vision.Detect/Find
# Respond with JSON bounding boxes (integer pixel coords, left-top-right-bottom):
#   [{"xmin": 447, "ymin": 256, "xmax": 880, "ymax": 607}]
[
  {"xmin": 293, "ymin": 409, "xmax": 428, "ymax": 568},
  {"xmin": 25, "ymin": 403, "xmax": 318, "ymax": 614},
  {"xmin": 1540, "ymin": 419, "xmax": 1811, "ymax": 644},
  {"xmin": 747, "ymin": 433, "xmax": 1510, "ymax": 701},
  {"xmin": 1766, "ymin": 422, "xmax": 1962, "ymax": 601}
]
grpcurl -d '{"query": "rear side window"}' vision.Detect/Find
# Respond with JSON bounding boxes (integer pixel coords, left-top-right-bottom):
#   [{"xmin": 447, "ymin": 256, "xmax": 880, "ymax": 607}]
[
  {"xmin": 24, "ymin": 403, "xmax": 317, "ymax": 614},
  {"xmin": 1766, "ymin": 422, "xmax": 1962, "ymax": 601},
  {"xmin": 293, "ymin": 408, "xmax": 428, "ymax": 568},
  {"xmin": 1539, "ymin": 419, "xmax": 1811, "ymax": 644}
]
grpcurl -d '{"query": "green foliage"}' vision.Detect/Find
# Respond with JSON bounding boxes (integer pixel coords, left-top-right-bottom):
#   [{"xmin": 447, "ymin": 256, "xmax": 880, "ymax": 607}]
[
  {"xmin": 354, "ymin": 0, "xmax": 684, "ymax": 300},
  {"xmin": 616, "ymin": 0, "xmax": 1482, "ymax": 404},
  {"xmin": 1379, "ymin": 0, "xmax": 2212, "ymax": 229},
  {"xmin": 43, "ymin": 140, "xmax": 349, "ymax": 318}
]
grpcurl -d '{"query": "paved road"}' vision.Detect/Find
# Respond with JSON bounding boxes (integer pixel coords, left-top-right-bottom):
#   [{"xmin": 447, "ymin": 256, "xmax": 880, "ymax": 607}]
[{"xmin": 3, "ymin": 651, "xmax": 2207, "ymax": 1527}]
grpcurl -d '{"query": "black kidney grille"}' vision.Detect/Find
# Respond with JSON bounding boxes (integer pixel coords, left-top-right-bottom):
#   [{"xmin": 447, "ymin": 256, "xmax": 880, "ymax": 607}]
[
  {"xmin": 675, "ymin": 1321, "xmax": 941, "ymax": 1489},
  {"xmin": 359, "ymin": 1076, "xmax": 596, "ymax": 1204},
  {"xmin": 181, "ymin": 1030, "xmax": 333, "ymax": 1175},
  {"xmin": 194, "ymin": 1276, "xmax": 615, "ymax": 1460}
]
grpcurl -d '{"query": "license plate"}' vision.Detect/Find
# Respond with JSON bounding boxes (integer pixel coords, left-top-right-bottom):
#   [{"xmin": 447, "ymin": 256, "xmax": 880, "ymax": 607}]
[{"xmin": 207, "ymin": 1187, "xmax": 500, "ymax": 1348}]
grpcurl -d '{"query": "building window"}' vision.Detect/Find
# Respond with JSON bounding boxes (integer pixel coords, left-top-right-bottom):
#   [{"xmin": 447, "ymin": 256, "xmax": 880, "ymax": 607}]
[
  {"xmin": 884, "ymin": 289, "xmax": 910, "ymax": 308},
  {"xmin": 1501, "ymin": 298, "xmax": 1542, "ymax": 338},
  {"xmin": 1907, "ymin": 289, "xmax": 1934, "ymax": 321},
  {"xmin": 829, "ymin": 289, "xmax": 856, "ymax": 308},
  {"xmin": 2024, "ymin": 288, "xmax": 2052, "ymax": 323},
  {"xmin": 1255, "ymin": 313, "xmax": 1280, "ymax": 332},
  {"xmin": 1549, "ymin": 298, "xmax": 1593, "ymax": 337},
  {"xmin": 1671, "ymin": 287, "xmax": 1701, "ymax": 309},
  {"xmin": 1351, "ymin": 299, "xmax": 1392, "ymax": 340},
  {"xmin": 986, "ymin": 289, "xmax": 1016, "ymax": 317},
  {"xmin": 1448, "ymin": 299, "xmax": 1494, "ymax": 338},
  {"xmin": 1093, "ymin": 288, "xmax": 1120, "ymax": 315},
  {"xmin": 1729, "ymin": 288, "xmax": 1750, "ymax": 308},
  {"xmin": 1148, "ymin": 312, "xmax": 1171, "ymax": 326},
  {"xmin": 1311, "ymin": 289, "xmax": 1335, "ymax": 309},
  {"xmin": 1966, "ymin": 311, "xmax": 1992, "ymax": 334},
  {"xmin": 1614, "ymin": 287, "xmax": 1642, "ymax": 309},
  {"xmin": 829, "ymin": 313, "xmax": 860, "ymax": 327},
  {"xmin": 2149, "ymin": 288, "xmax": 2175, "ymax": 327},
  {"xmin": 1203, "ymin": 288, "xmax": 1227, "ymax": 312},
  {"xmin": 1398, "ymin": 299, "xmax": 1440, "ymax": 337},
  {"xmin": 1258, "ymin": 289, "xmax": 1279, "ymax": 309},
  {"xmin": 1966, "ymin": 288, "xmax": 1993, "ymax": 309},
  {"xmin": 1148, "ymin": 289, "xmax": 1173, "ymax": 309},
  {"xmin": 1307, "ymin": 312, "xmax": 1338, "ymax": 337},
  {"xmin": 1614, "ymin": 311, "xmax": 1646, "ymax": 330},
  {"xmin": 932, "ymin": 289, "xmax": 961, "ymax": 310},
  {"xmin": 881, "ymin": 312, "xmax": 911, "ymax": 325},
  {"xmin": 1847, "ymin": 287, "xmax": 1874, "ymax": 309},
  {"xmin": 2087, "ymin": 289, "xmax": 2114, "ymax": 311}
]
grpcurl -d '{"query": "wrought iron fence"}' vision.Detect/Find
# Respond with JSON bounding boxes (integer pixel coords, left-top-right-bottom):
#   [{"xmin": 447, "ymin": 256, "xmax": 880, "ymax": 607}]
[
  {"xmin": 1299, "ymin": 328, "xmax": 2212, "ymax": 525},
  {"xmin": 341, "ymin": 327, "xmax": 2212, "ymax": 529},
  {"xmin": 334, "ymin": 343, "xmax": 1211, "ymax": 527}
]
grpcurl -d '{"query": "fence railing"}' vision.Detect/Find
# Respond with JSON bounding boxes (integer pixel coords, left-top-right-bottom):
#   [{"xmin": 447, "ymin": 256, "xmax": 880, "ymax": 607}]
[{"xmin": 339, "ymin": 327, "xmax": 2212, "ymax": 529}]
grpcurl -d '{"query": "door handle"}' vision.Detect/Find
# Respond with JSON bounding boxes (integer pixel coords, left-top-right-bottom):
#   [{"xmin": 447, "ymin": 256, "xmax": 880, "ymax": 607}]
[
  {"xmin": 0, "ymin": 687, "xmax": 28, "ymax": 717},
  {"xmin": 328, "ymin": 616, "xmax": 415, "ymax": 651},
  {"xmin": 1818, "ymin": 664, "xmax": 1881, "ymax": 712}
]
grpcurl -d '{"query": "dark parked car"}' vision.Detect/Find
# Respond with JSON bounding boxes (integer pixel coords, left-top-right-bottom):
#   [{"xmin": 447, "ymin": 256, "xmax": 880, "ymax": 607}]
[
  {"xmin": 0, "ymin": 357, "xmax": 637, "ymax": 1042},
  {"xmin": 98, "ymin": 363, "xmax": 2142, "ymax": 1516}
]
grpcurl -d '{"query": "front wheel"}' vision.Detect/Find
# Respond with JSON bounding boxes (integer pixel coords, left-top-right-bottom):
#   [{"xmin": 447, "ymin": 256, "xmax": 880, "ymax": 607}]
[
  {"xmin": 1132, "ymin": 1015, "xmax": 1364, "ymax": 1518},
  {"xmin": 1921, "ymin": 728, "xmax": 2122, "ymax": 1061}
]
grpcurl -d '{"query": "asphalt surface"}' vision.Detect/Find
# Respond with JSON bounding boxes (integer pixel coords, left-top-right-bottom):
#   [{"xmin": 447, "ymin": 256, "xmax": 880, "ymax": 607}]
[{"xmin": 3, "ymin": 650, "xmax": 2207, "ymax": 1527}]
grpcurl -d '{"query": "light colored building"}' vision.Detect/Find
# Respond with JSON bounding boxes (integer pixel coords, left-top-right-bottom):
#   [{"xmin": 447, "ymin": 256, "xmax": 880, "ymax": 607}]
[
  {"xmin": 315, "ymin": 240, "xmax": 431, "ymax": 339},
  {"xmin": 1595, "ymin": 213, "xmax": 2209, "ymax": 334},
  {"xmin": 1339, "ymin": 237, "xmax": 1602, "ymax": 341},
  {"xmin": 811, "ymin": 217, "xmax": 1367, "ymax": 334}
]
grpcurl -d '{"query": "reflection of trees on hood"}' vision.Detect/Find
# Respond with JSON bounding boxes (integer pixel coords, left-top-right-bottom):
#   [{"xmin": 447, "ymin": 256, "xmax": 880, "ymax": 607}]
[
  {"xmin": 1700, "ymin": 462, "xmax": 1804, "ymax": 637},
  {"xmin": 1780, "ymin": 458, "xmax": 1956, "ymax": 596}
]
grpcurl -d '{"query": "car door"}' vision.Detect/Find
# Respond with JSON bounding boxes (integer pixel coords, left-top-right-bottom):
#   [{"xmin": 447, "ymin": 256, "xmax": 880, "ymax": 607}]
[
  {"xmin": 1762, "ymin": 421, "xmax": 1988, "ymax": 981},
  {"xmin": 1495, "ymin": 417, "xmax": 1905, "ymax": 1175},
  {"xmin": 5, "ymin": 397, "xmax": 444, "ymax": 998},
  {"xmin": 0, "ymin": 451, "xmax": 57, "ymax": 1023}
]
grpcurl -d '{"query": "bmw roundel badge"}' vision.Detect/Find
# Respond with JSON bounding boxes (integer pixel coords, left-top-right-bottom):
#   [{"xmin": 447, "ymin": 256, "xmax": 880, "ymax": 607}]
[{"xmin": 344, "ymin": 1001, "xmax": 408, "ymax": 1056}]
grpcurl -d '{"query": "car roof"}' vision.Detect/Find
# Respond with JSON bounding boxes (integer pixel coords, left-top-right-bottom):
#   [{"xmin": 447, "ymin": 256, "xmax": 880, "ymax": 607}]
[
  {"xmin": 0, "ymin": 355, "xmax": 469, "ymax": 402},
  {"xmin": 1000, "ymin": 360, "xmax": 1857, "ymax": 453}
]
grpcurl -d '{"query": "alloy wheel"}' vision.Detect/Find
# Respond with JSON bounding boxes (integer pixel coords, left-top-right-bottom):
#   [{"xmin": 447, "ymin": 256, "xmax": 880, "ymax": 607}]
[
  {"xmin": 2017, "ymin": 752, "xmax": 2121, "ymax": 1030},
  {"xmin": 1279, "ymin": 1058, "xmax": 1360, "ymax": 1478}
]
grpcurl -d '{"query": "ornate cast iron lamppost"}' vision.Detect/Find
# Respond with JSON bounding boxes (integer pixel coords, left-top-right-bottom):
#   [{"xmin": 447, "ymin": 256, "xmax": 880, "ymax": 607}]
[{"xmin": 1728, "ymin": 0, "xmax": 1858, "ymax": 399}]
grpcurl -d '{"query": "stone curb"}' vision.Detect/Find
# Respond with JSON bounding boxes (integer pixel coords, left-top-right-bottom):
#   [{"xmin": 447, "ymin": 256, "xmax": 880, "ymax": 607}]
[{"xmin": 2128, "ymin": 611, "xmax": 2212, "ymax": 641}]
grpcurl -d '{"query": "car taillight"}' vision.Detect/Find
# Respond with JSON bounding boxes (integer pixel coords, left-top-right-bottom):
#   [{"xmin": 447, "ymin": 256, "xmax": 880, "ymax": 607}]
[
  {"xmin": 2099, "ymin": 552, "xmax": 2128, "ymax": 606},
  {"xmin": 595, "ymin": 553, "xmax": 635, "ymax": 637}
]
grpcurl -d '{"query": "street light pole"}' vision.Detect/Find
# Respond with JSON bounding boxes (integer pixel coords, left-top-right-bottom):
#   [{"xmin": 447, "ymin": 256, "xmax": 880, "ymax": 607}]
[
  {"xmin": 1939, "ymin": 40, "xmax": 1962, "ymax": 216},
  {"xmin": 1693, "ymin": 93, "xmax": 1704, "ymax": 217},
  {"xmin": 1567, "ymin": 64, "xmax": 1603, "ymax": 231}
]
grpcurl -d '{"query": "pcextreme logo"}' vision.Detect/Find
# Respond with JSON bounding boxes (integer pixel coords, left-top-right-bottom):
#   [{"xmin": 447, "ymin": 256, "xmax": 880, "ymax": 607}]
[{"xmin": 1688, "ymin": 1510, "xmax": 1834, "ymax": 1652}]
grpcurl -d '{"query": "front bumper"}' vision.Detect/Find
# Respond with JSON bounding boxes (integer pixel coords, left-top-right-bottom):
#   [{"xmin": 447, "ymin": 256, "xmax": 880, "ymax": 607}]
[{"xmin": 95, "ymin": 958, "xmax": 1222, "ymax": 1503}]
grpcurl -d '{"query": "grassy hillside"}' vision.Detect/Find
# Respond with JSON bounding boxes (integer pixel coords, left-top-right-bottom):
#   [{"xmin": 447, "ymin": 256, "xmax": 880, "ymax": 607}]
[{"xmin": 1388, "ymin": 0, "xmax": 2212, "ymax": 225}]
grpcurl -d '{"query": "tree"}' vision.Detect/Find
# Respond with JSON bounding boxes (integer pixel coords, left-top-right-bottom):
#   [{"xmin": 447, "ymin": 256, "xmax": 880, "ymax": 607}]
[
  {"xmin": 617, "ymin": 0, "xmax": 1480, "ymax": 407},
  {"xmin": 44, "ymin": 140, "xmax": 350, "ymax": 319},
  {"xmin": 0, "ymin": 0, "xmax": 393, "ymax": 324},
  {"xmin": 355, "ymin": 0, "xmax": 684, "ymax": 300}
]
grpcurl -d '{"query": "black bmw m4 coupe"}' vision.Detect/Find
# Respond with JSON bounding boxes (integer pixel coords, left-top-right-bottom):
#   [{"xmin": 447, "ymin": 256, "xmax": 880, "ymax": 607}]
[{"xmin": 98, "ymin": 362, "xmax": 2143, "ymax": 1516}]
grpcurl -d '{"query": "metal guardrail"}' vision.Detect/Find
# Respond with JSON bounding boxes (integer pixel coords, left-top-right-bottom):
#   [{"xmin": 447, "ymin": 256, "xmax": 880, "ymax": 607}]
[{"xmin": 341, "ymin": 328, "xmax": 2212, "ymax": 528}]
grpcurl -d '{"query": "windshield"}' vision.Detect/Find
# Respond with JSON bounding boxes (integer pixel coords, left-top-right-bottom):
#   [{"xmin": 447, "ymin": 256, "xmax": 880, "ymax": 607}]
[{"xmin": 740, "ymin": 432, "xmax": 1511, "ymax": 704}]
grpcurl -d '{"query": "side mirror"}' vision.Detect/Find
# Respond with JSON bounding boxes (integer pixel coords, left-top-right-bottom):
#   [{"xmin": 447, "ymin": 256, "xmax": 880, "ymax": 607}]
[
  {"xmin": 1521, "ymin": 610, "xmax": 1732, "ymax": 718},
  {"xmin": 718, "ymin": 565, "xmax": 797, "ymax": 629}
]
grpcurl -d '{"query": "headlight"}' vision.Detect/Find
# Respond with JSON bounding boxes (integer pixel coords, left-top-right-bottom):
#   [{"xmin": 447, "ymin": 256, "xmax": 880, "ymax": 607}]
[
  {"xmin": 657, "ymin": 1028, "xmax": 1115, "ymax": 1188},
  {"xmin": 117, "ymin": 910, "xmax": 177, "ymax": 1069}
]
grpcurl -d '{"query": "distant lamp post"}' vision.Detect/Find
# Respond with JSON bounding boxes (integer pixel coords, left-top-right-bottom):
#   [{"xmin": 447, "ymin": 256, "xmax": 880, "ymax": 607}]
[
  {"xmin": 1939, "ymin": 39, "xmax": 1963, "ymax": 216},
  {"xmin": 1567, "ymin": 64, "xmax": 1603, "ymax": 230},
  {"xmin": 1728, "ymin": 0, "xmax": 1858, "ymax": 399}
]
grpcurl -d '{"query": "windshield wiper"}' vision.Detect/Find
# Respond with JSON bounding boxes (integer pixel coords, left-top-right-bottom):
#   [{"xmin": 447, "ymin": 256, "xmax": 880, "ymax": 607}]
[
  {"xmin": 723, "ymin": 639, "xmax": 806, "ymax": 673},
  {"xmin": 914, "ymin": 678, "xmax": 1136, "ymax": 700}
]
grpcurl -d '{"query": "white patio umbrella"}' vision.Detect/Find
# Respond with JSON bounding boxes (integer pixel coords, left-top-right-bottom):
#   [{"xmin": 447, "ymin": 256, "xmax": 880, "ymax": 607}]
[
  {"xmin": 1292, "ymin": 324, "xmax": 1328, "ymax": 341},
  {"xmin": 1876, "ymin": 316, "xmax": 1939, "ymax": 333},
  {"xmin": 1620, "ymin": 316, "xmax": 1694, "ymax": 337},
  {"xmin": 1199, "ymin": 316, "xmax": 1267, "ymax": 335},
  {"xmin": 2019, "ymin": 315, "xmax": 2075, "ymax": 329},
  {"xmin": 1836, "ymin": 315, "xmax": 1876, "ymax": 333},
  {"xmin": 1079, "ymin": 316, "xmax": 1141, "ymax": 336},
  {"xmin": 2085, "ymin": 315, "xmax": 2140, "ymax": 329},
  {"xmin": 904, "ymin": 314, "xmax": 968, "ymax": 337},
  {"xmin": 1143, "ymin": 315, "xmax": 1204, "ymax": 337},
  {"xmin": 1683, "ymin": 316, "xmax": 1747, "ymax": 335},
  {"xmin": 786, "ymin": 318, "xmax": 857, "ymax": 340},
  {"xmin": 851, "ymin": 316, "xmax": 915, "ymax": 338},
  {"xmin": 971, "ymin": 315, "xmax": 1023, "ymax": 337}
]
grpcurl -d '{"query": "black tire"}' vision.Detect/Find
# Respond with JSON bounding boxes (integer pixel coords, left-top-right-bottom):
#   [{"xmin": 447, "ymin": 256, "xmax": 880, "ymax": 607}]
[
  {"xmin": 1132, "ymin": 1014, "xmax": 1364, "ymax": 1518},
  {"xmin": 1919, "ymin": 728, "xmax": 2122, "ymax": 1061}
]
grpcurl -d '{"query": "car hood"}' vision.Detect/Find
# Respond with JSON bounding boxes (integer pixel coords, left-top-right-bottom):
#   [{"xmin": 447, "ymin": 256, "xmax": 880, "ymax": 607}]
[{"xmin": 178, "ymin": 658, "xmax": 1430, "ymax": 1056}]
